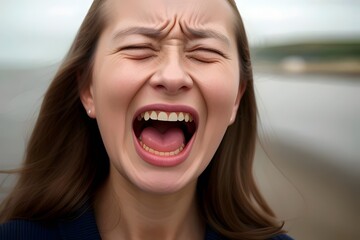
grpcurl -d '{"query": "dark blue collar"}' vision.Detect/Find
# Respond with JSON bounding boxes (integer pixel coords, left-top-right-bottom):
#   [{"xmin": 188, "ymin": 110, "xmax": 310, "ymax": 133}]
[
  {"xmin": 58, "ymin": 208, "xmax": 101, "ymax": 240},
  {"xmin": 57, "ymin": 208, "xmax": 223, "ymax": 240},
  {"xmin": 57, "ymin": 207, "xmax": 291, "ymax": 240}
]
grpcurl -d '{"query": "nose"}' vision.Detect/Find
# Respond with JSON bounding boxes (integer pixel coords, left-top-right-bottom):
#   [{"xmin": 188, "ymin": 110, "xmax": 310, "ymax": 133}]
[{"xmin": 149, "ymin": 51, "xmax": 193, "ymax": 95}]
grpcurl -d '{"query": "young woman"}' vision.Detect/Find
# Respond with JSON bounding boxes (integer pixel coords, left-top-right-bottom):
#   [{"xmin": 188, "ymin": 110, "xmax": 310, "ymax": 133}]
[{"xmin": 0, "ymin": 0, "xmax": 293, "ymax": 239}]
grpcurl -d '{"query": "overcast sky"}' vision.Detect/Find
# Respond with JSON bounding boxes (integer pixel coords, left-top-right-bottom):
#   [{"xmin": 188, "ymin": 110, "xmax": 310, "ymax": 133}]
[{"xmin": 1, "ymin": 0, "xmax": 359, "ymax": 67}]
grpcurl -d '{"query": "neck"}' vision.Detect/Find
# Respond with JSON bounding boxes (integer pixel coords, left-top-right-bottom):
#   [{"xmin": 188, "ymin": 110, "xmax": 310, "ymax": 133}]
[{"xmin": 94, "ymin": 167, "xmax": 205, "ymax": 240}]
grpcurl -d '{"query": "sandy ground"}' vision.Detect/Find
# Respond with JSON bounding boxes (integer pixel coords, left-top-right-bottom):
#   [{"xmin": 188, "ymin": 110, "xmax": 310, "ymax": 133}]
[{"xmin": 254, "ymin": 140, "xmax": 360, "ymax": 240}]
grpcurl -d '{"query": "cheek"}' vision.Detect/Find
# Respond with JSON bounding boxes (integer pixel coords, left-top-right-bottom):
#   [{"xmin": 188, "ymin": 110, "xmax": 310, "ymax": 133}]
[
  {"xmin": 91, "ymin": 59, "xmax": 147, "ymax": 157},
  {"xmin": 92, "ymin": 57, "xmax": 156, "ymax": 121},
  {"xmin": 200, "ymin": 65, "xmax": 240, "ymax": 118},
  {"xmin": 93, "ymin": 62, "xmax": 139, "ymax": 108},
  {"xmin": 193, "ymin": 65, "xmax": 239, "ymax": 163}
]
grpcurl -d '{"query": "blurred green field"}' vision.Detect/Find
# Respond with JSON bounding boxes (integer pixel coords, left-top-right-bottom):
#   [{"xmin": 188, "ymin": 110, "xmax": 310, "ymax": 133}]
[{"xmin": 252, "ymin": 41, "xmax": 360, "ymax": 75}]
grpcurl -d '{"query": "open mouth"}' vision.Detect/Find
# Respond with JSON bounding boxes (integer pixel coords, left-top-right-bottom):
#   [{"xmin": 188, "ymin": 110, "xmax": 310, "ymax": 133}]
[{"xmin": 133, "ymin": 109, "xmax": 197, "ymax": 158}]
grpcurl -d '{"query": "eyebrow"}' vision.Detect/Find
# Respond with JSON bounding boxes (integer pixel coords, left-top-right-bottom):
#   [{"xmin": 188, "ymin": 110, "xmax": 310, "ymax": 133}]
[
  {"xmin": 111, "ymin": 26, "xmax": 230, "ymax": 46},
  {"xmin": 111, "ymin": 27, "xmax": 165, "ymax": 42},
  {"xmin": 185, "ymin": 27, "xmax": 230, "ymax": 46}
]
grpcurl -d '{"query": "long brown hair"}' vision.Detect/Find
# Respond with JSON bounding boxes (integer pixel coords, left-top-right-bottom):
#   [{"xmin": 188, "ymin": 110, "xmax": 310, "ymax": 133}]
[{"xmin": 1, "ymin": 0, "xmax": 284, "ymax": 238}]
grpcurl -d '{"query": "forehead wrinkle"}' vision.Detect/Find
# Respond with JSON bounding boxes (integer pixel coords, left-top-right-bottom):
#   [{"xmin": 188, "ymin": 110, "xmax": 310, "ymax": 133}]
[{"xmin": 107, "ymin": 0, "xmax": 234, "ymax": 45}]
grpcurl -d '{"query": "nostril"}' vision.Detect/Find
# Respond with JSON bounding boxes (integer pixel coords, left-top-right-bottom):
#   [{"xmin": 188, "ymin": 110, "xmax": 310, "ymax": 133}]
[
  {"xmin": 149, "ymin": 72, "xmax": 193, "ymax": 94},
  {"xmin": 154, "ymin": 84, "xmax": 166, "ymax": 91}
]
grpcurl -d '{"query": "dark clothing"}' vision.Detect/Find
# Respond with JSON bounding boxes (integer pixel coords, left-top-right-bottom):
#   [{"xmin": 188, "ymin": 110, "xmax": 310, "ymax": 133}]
[{"xmin": 0, "ymin": 208, "xmax": 293, "ymax": 239}]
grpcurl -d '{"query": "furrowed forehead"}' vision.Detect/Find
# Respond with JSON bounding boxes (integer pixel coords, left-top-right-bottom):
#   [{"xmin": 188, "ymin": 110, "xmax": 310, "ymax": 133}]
[
  {"xmin": 110, "ymin": 25, "xmax": 231, "ymax": 47},
  {"xmin": 99, "ymin": 0, "xmax": 238, "ymax": 49},
  {"xmin": 102, "ymin": 0, "xmax": 237, "ymax": 38}
]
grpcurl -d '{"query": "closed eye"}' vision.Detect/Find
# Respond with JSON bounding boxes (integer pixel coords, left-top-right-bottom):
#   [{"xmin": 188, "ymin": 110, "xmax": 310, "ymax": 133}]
[
  {"xmin": 186, "ymin": 48, "xmax": 228, "ymax": 63},
  {"xmin": 117, "ymin": 45, "xmax": 158, "ymax": 60}
]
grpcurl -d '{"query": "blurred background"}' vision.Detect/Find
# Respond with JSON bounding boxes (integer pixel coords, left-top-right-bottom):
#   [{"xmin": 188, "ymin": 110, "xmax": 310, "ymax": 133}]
[{"xmin": 0, "ymin": 0, "xmax": 359, "ymax": 239}]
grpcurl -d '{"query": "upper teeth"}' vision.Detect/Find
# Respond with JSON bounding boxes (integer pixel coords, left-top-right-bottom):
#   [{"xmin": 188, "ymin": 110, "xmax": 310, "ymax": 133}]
[{"xmin": 137, "ymin": 111, "xmax": 194, "ymax": 122}]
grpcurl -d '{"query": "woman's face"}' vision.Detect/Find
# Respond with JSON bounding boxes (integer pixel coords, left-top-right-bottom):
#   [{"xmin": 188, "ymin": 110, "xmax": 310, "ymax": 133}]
[{"xmin": 82, "ymin": 0, "xmax": 244, "ymax": 193}]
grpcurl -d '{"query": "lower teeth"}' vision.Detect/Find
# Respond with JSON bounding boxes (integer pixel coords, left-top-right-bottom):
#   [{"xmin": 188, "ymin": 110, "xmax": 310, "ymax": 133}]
[{"xmin": 139, "ymin": 141, "xmax": 185, "ymax": 156}]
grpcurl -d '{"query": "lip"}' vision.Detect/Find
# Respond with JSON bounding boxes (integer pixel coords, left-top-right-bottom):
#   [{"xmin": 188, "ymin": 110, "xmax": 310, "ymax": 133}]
[{"xmin": 132, "ymin": 104, "xmax": 198, "ymax": 167}]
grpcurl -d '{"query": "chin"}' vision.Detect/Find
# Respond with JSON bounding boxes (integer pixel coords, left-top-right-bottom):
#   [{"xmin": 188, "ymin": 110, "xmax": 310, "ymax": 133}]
[{"xmin": 133, "ymin": 174, "xmax": 197, "ymax": 195}]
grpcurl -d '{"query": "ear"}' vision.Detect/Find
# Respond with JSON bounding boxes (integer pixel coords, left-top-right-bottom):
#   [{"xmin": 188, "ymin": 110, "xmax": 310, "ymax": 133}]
[
  {"xmin": 229, "ymin": 79, "xmax": 246, "ymax": 125},
  {"xmin": 79, "ymin": 78, "xmax": 96, "ymax": 118}
]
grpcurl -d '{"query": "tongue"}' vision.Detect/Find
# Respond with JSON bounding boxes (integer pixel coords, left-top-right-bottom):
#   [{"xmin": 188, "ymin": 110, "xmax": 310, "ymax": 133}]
[{"xmin": 140, "ymin": 126, "xmax": 185, "ymax": 152}]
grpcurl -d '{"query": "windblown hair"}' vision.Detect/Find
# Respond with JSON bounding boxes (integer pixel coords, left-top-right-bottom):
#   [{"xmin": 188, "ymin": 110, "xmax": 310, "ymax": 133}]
[{"xmin": 0, "ymin": 0, "xmax": 284, "ymax": 238}]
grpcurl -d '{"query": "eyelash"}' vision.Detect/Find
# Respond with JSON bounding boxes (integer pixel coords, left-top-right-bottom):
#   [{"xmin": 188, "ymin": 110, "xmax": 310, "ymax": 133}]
[
  {"xmin": 116, "ymin": 45, "xmax": 227, "ymax": 62},
  {"xmin": 117, "ymin": 45, "xmax": 158, "ymax": 59},
  {"xmin": 121, "ymin": 45, "xmax": 155, "ymax": 51},
  {"xmin": 186, "ymin": 48, "xmax": 228, "ymax": 63},
  {"xmin": 192, "ymin": 48, "xmax": 227, "ymax": 57}
]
